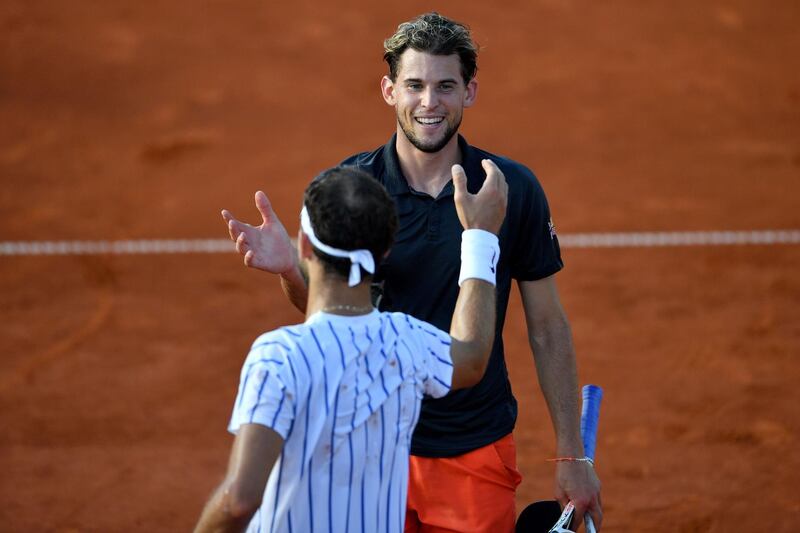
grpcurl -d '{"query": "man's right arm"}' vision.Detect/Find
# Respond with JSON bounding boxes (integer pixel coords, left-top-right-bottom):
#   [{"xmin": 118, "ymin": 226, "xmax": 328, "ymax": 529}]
[{"xmin": 222, "ymin": 190, "xmax": 308, "ymax": 312}]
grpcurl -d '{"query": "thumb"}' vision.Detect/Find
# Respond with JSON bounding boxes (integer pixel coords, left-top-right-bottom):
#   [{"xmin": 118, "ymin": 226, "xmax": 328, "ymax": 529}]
[
  {"xmin": 451, "ymin": 164, "xmax": 468, "ymax": 198},
  {"xmin": 254, "ymin": 190, "xmax": 275, "ymax": 224},
  {"xmin": 480, "ymin": 159, "xmax": 500, "ymax": 188}
]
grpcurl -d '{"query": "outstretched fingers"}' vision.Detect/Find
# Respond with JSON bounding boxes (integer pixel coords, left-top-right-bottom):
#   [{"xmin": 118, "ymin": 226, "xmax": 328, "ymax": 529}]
[
  {"xmin": 221, "ymin": 191, "xmax": 276, "ymax": 245},
  {"xmin": 235, "ymin": 232, "xmax": 250, "ymax": 256},
  {"xmin": 480, "ymin": 159, "xmax": 508, "ymax": 198},
  {"xmin": 221, "ymin": 210, "xmax": 241, "ymax": 242},
  {"xmin": 254, "ymin": 190, "xmax": 276, "ymax": 225}
]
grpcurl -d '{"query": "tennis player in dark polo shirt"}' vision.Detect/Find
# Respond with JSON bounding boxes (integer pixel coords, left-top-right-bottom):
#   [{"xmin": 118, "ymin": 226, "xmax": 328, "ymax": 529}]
[{"xmin": 222, "ymin": 12, "xmax": 602, "ymax": 533}]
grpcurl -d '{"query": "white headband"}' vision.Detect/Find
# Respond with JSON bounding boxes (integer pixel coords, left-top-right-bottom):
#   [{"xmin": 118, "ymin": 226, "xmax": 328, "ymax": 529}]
[{"xmin": 300, "ymin": 206, "xmax": 375, "ymax": 287}]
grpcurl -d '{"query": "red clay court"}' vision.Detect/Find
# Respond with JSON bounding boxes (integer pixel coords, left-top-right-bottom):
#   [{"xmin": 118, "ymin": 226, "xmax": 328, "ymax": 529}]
[{"xmin": 1, "ymin": 2, "xmax": 798, "ymax": 531}]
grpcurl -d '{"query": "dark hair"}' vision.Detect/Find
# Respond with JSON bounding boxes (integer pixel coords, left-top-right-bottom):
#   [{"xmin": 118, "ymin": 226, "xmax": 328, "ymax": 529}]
[
  {"xmin": 383, "ymin": 12, "xmax": 478, "ymax": 85},
  {"xmin": 303, "ymin": 166, "xmax": 397, "ymax": 282}
]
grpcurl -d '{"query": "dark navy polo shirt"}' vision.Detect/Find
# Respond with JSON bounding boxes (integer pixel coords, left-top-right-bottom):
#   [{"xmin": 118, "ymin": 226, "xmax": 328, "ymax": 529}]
[{"xmin": 340, "ymin": 134, "xmax": 563, "ymax": 457}]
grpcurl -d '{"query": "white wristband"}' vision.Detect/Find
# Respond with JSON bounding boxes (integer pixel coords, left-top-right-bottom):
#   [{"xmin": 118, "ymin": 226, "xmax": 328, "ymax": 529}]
[{"xmin": 458, "ymin": 229, "xmax": 500, "ymax": 287}]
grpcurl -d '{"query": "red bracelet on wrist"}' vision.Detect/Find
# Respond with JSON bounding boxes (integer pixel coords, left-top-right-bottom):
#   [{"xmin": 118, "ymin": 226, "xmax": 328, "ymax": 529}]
[{"xmin": 546, "ymin": 456, "xmax": 595, "ymax": 466}]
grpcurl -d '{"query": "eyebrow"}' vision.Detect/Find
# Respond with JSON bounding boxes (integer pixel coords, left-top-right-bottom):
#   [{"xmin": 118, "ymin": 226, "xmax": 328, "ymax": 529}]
[{"xmin": 403, "ymin": 78, "xmax": 459, "ymax": 85}]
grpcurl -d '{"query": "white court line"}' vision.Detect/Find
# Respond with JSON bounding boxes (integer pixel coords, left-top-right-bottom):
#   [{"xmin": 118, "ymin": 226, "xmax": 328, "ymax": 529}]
[
  {"xmin": 0, "ymin": 239, "xmax": 232, "ymax": 256},
  {"xmin": 0, "ymin": 231, "xmax": 799, "ymax": 256},
  {"xmin": 559, "ymin": 230, "xmax": 800, "ymax": 248}
]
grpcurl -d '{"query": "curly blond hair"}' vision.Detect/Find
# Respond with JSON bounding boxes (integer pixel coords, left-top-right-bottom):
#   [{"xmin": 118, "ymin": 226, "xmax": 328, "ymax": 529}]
[{"xmin": 383, "ymin": 12, "xmax": 478, "ymax": 84}]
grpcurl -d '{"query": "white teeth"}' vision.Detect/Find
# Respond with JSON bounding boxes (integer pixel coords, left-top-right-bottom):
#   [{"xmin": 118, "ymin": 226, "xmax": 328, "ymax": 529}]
[{"xmin": 415, "ymin": 117, "xmax": 444, "ymax": 125}]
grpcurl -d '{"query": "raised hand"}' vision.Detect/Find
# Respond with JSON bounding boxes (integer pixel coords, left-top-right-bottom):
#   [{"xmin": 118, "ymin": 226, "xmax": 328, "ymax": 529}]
[
  {"xmin": 451, "ymin": 159, "xmax": 508, "ymax": 235},
  {"xmin": 221, "ymin": 191, "xmax": 298, "ymax": 274}
]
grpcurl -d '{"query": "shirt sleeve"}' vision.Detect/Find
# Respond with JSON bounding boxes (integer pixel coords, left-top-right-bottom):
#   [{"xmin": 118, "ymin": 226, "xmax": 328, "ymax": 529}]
[
  {"xmin": 406, "ymin": 316, "xmax": 454, "ymax": 399},
  {"xmin": 508, "ymin": 165, "xmax": 564, "ymax": 281},
  {"xmin": 228, "ymin": 337, "xmax": 298, "ymax": 439}
]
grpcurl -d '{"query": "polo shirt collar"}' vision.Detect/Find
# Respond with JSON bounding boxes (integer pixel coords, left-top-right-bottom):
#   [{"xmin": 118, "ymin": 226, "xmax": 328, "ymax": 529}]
[
  {"xmin": 381, "ymin": 134, "xmax": 483, "ymax": 197},
  {"xmin": 381, "ymin": 134, "xmax": 410, "ymax": 195}
]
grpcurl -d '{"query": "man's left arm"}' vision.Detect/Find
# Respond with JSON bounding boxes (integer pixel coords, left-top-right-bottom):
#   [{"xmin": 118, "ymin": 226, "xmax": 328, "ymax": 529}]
[
  {"xmin": 194, "ymin": 424, "xmax": 284, "ymax": 533},
  {"xmin": 519, "ymin": 275, "xmax": 602, "ymax": 529}
]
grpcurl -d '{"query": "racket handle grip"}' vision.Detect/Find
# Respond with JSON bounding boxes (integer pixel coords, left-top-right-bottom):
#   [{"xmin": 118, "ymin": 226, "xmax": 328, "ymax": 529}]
[
  {"xmin": 581, "ymin": 385, "xmax": 603, "ymax": 461},
  {"xmin": 580, "ymin": 385, "xmax": 602, "ymax": 532}
]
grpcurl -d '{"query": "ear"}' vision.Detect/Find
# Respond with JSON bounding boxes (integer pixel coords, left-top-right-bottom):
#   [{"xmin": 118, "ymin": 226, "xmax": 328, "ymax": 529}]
[
  {"xmin": 298, "ymin": 230, "xmax": 314, "ymax": 260},
  {"xmin": 380, "ymin": 76, "xmax": 397, "ymax": 106},
  {"xmin": 463, "ymin": 77, "xmax": 478, "ymax": 108}
]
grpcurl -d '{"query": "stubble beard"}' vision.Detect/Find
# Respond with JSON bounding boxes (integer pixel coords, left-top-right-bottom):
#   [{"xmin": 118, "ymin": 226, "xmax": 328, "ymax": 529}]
[{"xmin": 397, "ymin": 113, "xmax": 462, "ymax": 154}]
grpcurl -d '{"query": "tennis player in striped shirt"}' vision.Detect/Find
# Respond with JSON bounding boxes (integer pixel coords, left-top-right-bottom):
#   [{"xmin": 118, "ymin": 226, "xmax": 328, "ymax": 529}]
[{"xmin": 195, "ymin": 161, "xmax": 507, "ymax": 533}]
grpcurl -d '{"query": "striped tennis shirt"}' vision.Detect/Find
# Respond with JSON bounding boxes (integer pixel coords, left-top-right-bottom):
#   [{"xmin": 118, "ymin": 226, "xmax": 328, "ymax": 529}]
[{"xmin": 228, "ymin": 309, "xmax": 454, "ymax": 533}]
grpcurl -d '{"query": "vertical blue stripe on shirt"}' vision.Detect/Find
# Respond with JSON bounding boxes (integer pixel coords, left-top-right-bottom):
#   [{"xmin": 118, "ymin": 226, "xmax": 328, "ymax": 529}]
[
  {"xmin": 345, "ymin": 429, "xmax": 354, "ymax": 533},
  {"xmin": 363, "ymin": 324, "xmax": 375, "ymax": 410},
  {"xmin": 376, "ymin": 404, "xmax": 386, "ymax": 529},
  {"xmin": 354, "ymin": 324, "xmax": 371, "ymax": 533},
  {"xmin": 379, "ymin": 362, "xmax": 389, "ymax": 397},
  {"xmin": 328, "ymin": 321, "xmax": 346, "ymax": 367},
  {"xmin": 283, "ymin": 357, "xmax": 299, "ymax": 438},
  {"xmin": 395, "ymin": 388, "xmax": 402, "ymax": 446},
  {"xmin": 327, "ymin": 322, "xmax": 348, "ymax": 533},
  {"xmin": 348, "ymin": 326, "xmax": 362, "ymax": 423},
  {"xmin": 308, "ymin": 456, "xmax": 314, "ymax": 533},
  {"xmin": 248, "ymin": 370, "xmax": 270, "ymax": 423},
  {"xmin": 400, "ymin": 339, "xmax": 421, "ymax": 447},
  {"xmin": 364, "ymin": 324, "xmax": 374, "ymax": 379},
  {"xmin": 361, "ymin": 410, "xmax": 369, "ymax": 533},
  {"xmin": 296, "ymin": 342, "xmax": 313, "ymax": 477},
  {"xmin": 235, "ymin": 367, "xmax": 253, "ymax": 414},
  {"xmin": 350, "ymin": 326, "xmax": 373, "ymax": 412},
  {"xmin": 328, "ymin": 380, "xmax": 342, "ymax": 533},
  {"xmin": 386, "ymin": 464, "xmax": 392, "ymax": 533},
  {"xmin": 388, "ymin": 317, "xmax": 404, "ymax": 378},
  {"xmin": 269, "ymin": 386, "xmax": 285, "ymax": 427},
  {"xmin": 310, "ymin": 328, "xmax": 330, "ymax": 414},
  {"xmin": 386, "ymin": 390, "xmax": 401, "ymax": 533},
  {"xmin": 346, "ymin": 329, "xmax": 360, "ymax": 533}
]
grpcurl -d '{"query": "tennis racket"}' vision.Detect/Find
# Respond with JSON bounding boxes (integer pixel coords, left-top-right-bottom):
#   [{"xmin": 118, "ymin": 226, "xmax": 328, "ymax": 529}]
[{"xmin": 515, "ymin": 384, "xmax": 603, "ymax": 533}]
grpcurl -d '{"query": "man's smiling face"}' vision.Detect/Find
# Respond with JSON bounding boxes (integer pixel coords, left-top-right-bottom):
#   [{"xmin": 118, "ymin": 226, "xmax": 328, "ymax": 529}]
[{"xmin": 382, "ymin": 49, "xmax": 477, "ymax": 154}]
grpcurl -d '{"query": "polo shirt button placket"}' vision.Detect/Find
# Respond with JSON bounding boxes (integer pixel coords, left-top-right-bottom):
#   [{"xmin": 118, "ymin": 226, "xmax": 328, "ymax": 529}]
[{"xmin": 427, "ymin": 203, "xmax": 440, "ymax": 241}]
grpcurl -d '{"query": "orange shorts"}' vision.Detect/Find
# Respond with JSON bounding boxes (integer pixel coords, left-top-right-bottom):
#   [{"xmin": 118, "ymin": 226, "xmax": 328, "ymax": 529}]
[{"xmin": 405, "ymin": 433, "xmax": 523, "ymax": 533}]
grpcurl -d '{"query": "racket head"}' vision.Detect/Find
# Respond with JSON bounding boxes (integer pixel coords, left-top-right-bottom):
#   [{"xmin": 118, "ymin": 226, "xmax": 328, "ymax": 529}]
[{"xmin": 515, "ymin": 500, "xmax": 572, "ymax": 533}]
